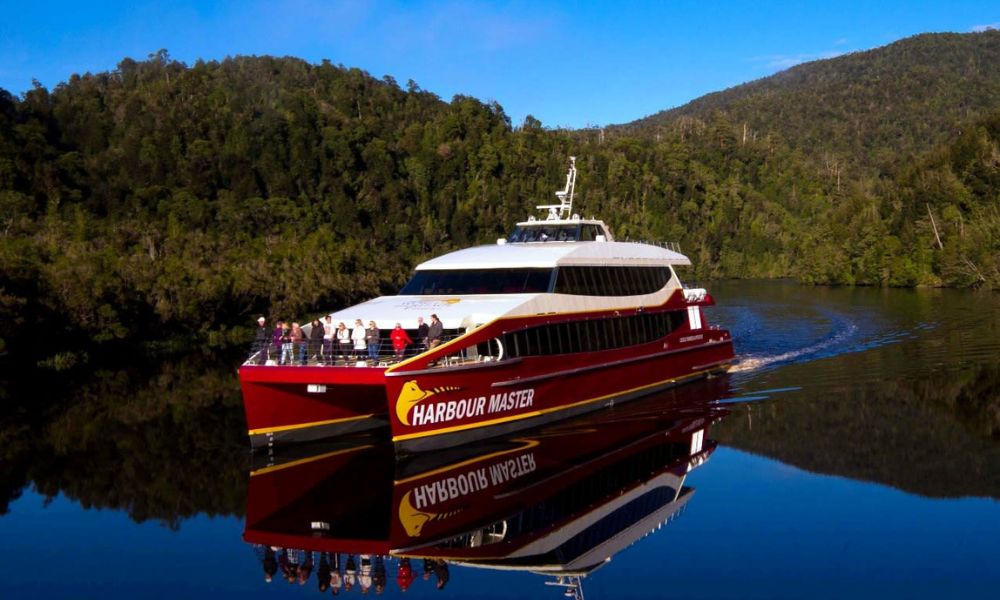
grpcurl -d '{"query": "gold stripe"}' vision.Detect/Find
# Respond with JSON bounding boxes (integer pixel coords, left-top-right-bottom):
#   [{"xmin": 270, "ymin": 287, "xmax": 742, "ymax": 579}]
[
  {"xmin": 247, "ymin": 413, "xmax": 377, "ymax": 436},
  {"xmin": 393, "ymin": 439, "xmax": 540, "ymax": 485},
  {"xmin": 249, "ymin": 444, "xmax": 375, "ymax": 477},
  {"xmin": 391, "ymin": 367, "xmax": 716, "ymax": 443}
]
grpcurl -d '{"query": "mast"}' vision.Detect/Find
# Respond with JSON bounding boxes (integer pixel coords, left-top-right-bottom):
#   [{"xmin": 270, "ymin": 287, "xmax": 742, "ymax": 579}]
[{"xmin": 536, "ymin": 156, "xmax": 577, "ymax": 220}]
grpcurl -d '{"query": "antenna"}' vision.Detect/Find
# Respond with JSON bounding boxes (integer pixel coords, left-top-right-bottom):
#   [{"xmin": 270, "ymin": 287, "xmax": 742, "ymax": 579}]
[{"xmin": 536, "ymin": 156, "xmax": 577, "ymax": 220}]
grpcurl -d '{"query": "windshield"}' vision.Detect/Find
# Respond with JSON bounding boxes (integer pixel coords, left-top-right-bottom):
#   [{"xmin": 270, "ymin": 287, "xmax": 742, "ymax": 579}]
[
  {"xmin": 400, "ymin": 269, "xmax": 555, "ymax": 295},
  {"xmin": 508, "ymin": 224, "xmax": 580, "ymax": 243}
]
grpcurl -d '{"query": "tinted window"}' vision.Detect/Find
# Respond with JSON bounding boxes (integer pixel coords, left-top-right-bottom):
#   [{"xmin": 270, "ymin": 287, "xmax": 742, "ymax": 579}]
[
  {"xmin": 502, "ymin": 310, "xmax": 689, "ymax": 358},
  {"xmin": 400, "ymin": 269, "xmax": 554, "ymax": 295},
  {"xmin": 554, "ymin": 266, "xmax": 671, "ymax": 296},
  {"xmin": 508, "ymin": 224, "xmax": 581, "ymax": 243}
]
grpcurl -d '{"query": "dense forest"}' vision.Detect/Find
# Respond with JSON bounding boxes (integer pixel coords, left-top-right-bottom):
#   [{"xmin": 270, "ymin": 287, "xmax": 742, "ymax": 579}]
[{"xmin": 1, "ymin": 31, "xmax": 1000, "ymax": 364}]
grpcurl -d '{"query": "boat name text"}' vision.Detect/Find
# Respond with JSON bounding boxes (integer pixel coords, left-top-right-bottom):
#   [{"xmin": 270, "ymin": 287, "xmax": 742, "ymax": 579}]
[
  {"xmin": 411, "ymin": 452, "xmax": 537, "ymax": 510},
  {"xmin": 411, "ymin": 388, "xmax": 535, "ymax": 427}
]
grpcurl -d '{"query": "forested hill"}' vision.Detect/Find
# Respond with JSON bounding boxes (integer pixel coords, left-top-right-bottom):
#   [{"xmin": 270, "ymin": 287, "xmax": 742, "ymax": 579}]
[
  {"xmin": 1, "ymin": 39, "xmax": 999, "ymax": 364},
  {"xmin": 625, "ymin": 31, "xmax": 1000, "ymax": 169}
]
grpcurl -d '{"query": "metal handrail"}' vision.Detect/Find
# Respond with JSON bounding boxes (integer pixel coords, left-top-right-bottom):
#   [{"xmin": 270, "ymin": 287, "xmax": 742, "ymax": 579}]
[
  {"xmin": 622, "ymin": 239, "xmax": 682, "ymax": 253},
  {"xmin": 242, "ymin": 332, "xmax": 465, "ymax": 367}
]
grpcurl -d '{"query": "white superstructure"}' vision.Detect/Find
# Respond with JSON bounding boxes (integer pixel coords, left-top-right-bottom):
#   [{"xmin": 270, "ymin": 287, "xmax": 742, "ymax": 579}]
[{"xmin": 319, "ymin": 157, "xmax": 693, "ymax": 332}]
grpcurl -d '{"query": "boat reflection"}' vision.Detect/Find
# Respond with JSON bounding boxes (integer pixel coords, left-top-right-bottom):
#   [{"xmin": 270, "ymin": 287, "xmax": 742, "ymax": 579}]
[{"xmin": 244, "ymin": 375, "xmax": 731, "ymax": 596}]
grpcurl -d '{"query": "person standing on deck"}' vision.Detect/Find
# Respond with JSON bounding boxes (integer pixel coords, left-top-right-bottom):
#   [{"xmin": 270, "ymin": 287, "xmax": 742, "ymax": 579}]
[
  {"xmin": 336, "ymin": 322, "xmax": 351, "ymax": 364},
  {"xmin": 390, "ymin": 323, "xmax": 412, "ymax": 358},
  {"xmin": 416, "ymin": 316, "xmax": 429, "ymax": 352},
  {"xmin": 366, "ymin": 321, "xmax": 381, "ymax": 363},
  {"xmin": 272, "ymin": 320, "xmax": 285, "ymax": 364},
  {"xmin": 308, "ymin": 319, "xmax": 324, "ymax": 364},
  {"xmin": 279, "ymin": 322, "xmax": 293, "ymax": 365},
  {"xmin": 291, "ymin": 323, "xmax": 308, "ymax": 365},
  {"xmin": 253, "ymin": 316, "xmax": 269, "ymax": 364},
  {"xmin": 427, "ymin": 314, "xmax": 443, "ymax": 349},
  {"xmin": 351, "ymin": 319, "xmax": 367, "ymax": 362},
  {"xmin": 322, "ymin": 315, "xmax": 335, "ymax": 365}
]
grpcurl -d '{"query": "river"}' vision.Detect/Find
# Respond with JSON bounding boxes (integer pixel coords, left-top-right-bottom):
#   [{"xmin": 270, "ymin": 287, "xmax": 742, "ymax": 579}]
[{"xmin": 1, "ymin": 280, "xmax": 998, "ymax": 599}]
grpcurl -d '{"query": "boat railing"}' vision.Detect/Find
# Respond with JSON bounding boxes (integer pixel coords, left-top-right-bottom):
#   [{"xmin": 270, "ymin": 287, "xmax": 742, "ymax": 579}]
[
  {"xmin": 622, "ymin": 239, "xmax": 682, "ymax": 253},
  {"xmin": 242, "ymin": 331, "xmax": 465, "ymax": 368}
]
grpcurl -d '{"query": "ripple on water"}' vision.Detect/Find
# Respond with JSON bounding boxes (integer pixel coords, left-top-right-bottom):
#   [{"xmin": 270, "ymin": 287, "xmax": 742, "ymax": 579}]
[{"xmin": 709, "ymin": 282, "xmax": 1000, "ymax": 399}]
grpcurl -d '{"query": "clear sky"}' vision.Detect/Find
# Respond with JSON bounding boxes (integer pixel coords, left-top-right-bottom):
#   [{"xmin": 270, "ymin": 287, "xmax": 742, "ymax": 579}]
[{"xmin": 1, "ymin": 0, "xmax": 998, "ymax": 128}]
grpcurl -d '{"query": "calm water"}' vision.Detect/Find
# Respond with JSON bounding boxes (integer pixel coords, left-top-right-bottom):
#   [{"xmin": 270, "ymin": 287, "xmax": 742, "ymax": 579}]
[{"xmin": 2, "ymin": 281, "xmax": 999, "ymax": 599}]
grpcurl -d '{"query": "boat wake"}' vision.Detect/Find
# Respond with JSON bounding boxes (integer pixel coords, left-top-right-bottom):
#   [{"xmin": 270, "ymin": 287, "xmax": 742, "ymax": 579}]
[
  {"xmin": 730, "ymin": 319, "xmax": 858, "ymax": 373},
  {"xmin": 719, "ymin": 304, "xmax": 935, "ymax": 377}
]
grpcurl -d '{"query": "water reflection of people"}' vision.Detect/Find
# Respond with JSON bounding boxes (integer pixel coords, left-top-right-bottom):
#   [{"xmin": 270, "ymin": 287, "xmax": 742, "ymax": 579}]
[
  {"xmin": 359, "ymin": 554, "xmax": 373, "ymax": 594},
  {"xmin": 279, "ymin": 548, "xmax": 294, "ymax": 583},
  {"xmin": 421, "ymin": 558, "xmax": 449, "ymax": 590},
  {"xmin": 373, "ymin": 555, "xmax": 387, "ymax": 594},
  {"xmin": 317, "ymin": 552, "xmax": 331, "ymax": 593},
  {"xmin": 345, "ymin": 554, "xmax": 357, "ymax": 592},
  {"xmin": 257, "ymin": 545, "xmax": 278, "ymax": 583},
  {"xmin": 331, "ymin": 553, "xmax": 343, "ymax": 595},
  {"xmin": 397, "ymin": 557, "xmax": 414, "ymax": 592},
  {"xmin": 252, "ymin": 548, "xmax": 453, "ymax": 594},
  {"xmin": 434, "ymin": 560, "xmax": 449, "ymax": 590}
]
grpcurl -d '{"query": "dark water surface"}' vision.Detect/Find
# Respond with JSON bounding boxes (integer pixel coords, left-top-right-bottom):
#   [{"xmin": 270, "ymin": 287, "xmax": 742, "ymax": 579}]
[{"xmin": 2, "ymin": 281, "xmax": 999, "ymax": 599}]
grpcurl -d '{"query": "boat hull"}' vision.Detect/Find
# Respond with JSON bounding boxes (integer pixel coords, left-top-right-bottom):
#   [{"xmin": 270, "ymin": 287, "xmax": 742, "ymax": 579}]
[
  {"xmin": 385, "ymin": 336, "xmax": 733, "ymax": 453},
  {"xmin": 239, "ymin": 365, "xmax": 389, "ymax": 448},
  {"xmin": 238, "ymin": 338, "xmax": 733, "ymax": 451}
]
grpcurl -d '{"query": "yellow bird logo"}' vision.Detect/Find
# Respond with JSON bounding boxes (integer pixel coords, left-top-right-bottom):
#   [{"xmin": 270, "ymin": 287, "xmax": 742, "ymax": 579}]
[
  {"xmin": 398, "ymin": 490, "xmax": 461, "ymax": 537},
  {"xmin": 395, "ymin": 380, "xmax": 460, "ymax": 426}
]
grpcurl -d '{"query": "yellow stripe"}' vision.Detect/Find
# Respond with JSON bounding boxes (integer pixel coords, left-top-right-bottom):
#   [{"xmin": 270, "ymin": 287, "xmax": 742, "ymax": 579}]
[
  {"xmin": 391, "ymin": 367, "xmax": 719, "ymax": 443},
  {"xmin": 249, "ymin": 444, "xmax": 375, "ymax": 477},
  {"xmin": 393, "ymin": 439, "xmax": 540, "ymax": 485},
  {"xmin": 247, "ymin": 413, "xmax": 378, "ymax": 436}
]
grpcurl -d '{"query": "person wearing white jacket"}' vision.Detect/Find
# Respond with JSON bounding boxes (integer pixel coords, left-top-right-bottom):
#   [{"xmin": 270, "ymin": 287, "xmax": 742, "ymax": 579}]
[{"xmin": 351, "ymin": 319, "xmax": 367, "ymax": 362}]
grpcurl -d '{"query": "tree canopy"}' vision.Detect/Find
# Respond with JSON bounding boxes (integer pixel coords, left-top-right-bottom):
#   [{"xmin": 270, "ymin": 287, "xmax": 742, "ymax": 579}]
[{"xmin": 1, "ymin": 34, "xmax": 999, "ymax": 363}]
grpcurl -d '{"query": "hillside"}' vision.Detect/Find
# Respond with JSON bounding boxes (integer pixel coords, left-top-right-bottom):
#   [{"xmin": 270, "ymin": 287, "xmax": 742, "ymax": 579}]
[
  {"xmin": 1, "ymin": 37, "xmax": 999, "ymax": 365},
  {"xmin": 625, "ymin": 31, "xmax": 1000, "ymax": 169}
]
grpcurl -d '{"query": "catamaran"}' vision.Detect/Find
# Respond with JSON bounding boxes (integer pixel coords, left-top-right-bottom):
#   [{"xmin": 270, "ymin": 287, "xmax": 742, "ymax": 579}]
[{"xmin": 239, "ymin": 157, "xmax": 734, "ymax": 451}]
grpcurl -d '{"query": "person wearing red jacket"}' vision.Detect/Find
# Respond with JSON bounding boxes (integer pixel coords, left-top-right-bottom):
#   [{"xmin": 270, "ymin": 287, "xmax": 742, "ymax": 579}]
[{"xmin": 390, "ymin": 323, "xmax": 413, "ymax": 358}]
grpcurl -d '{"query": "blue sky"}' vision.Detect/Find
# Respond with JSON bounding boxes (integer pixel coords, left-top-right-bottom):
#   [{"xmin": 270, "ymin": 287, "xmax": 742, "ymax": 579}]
[{"xmin": 2, "ymin": 1, "xmax": 998, "ymax": 128}]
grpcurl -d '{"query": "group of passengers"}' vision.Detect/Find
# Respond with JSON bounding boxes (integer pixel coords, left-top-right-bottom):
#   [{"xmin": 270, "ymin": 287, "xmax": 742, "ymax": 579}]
[
  {"xmin": 251, "ymin": 314, "xmax": 444, "ymax": 366},
  {"xmin": 256, "ymin": 547, "xmax": 450, "ymax": 593}
]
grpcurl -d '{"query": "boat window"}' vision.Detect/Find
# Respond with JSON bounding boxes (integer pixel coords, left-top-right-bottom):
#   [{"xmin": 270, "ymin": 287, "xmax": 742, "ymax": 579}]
[
  {"xmin": 502, "ymin": 310, "xmax": 690, "ymax": 358},
  {"xmin": 423, "ymin": 308, "xmax": 692, "ymax": 370},
  {"xmin": 507, "ymin": 224, "xmax": 581, "ymax": 243},
  {"xmin": 579, "ymin": 224, "xmax": 602, "ymax": 241},
  {"xmin": 400, "ymin": 268, "xmax": 555, "ymax": 295},
  {"xmin": 554, "ymin": 266, "xmax": 670, "ymax": 296}
]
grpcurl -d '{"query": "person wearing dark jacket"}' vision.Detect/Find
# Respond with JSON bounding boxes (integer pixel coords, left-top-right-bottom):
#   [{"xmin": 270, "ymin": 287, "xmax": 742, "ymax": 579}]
[
  {"xmin": 253, "ymin": 316, "xmax": 270, "ymax": 364},
  {"xmin": 416, "ymin": 316, "xmax": 430, "ymax": 352},
  {"xmin": 427, "ymin": 314, "xmax": 443, "ymax": 349},
  {"xmin": 316, "ymin": 553, "xmax": 331, "ymax": 593},
  {"xmin": 308, "ymin": 319, "xmax": 325, "ymax": 364},
  {"xmin": 365, "ymin": 321, "xmax": 381, "ymax": 363},
  {"xmin": 273, "ymin": 320, "xmax": 286, "ymax": 364}
]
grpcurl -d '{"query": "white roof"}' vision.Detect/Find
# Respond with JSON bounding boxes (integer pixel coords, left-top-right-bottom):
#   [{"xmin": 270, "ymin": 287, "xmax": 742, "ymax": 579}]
[
  {"xmin": 416, "ymin": 241, "xmax": 691, "ymax": 271},
  {"xmin": 323, "ymin": 294, "xmax": 539, "ymax": 331}
]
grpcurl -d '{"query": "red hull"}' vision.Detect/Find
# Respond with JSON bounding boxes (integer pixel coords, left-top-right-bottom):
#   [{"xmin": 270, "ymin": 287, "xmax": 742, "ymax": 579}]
[
  {"xmin": 239, "ymin": 365, "xmax": 389, "ymax": 448},
  {"xmin": 238, "ymin": 290, "xmax": 734, "ymax": 451},
  {"xmin": 386, "ymin": 336, "xmax": 733, "ymax": 452}
]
